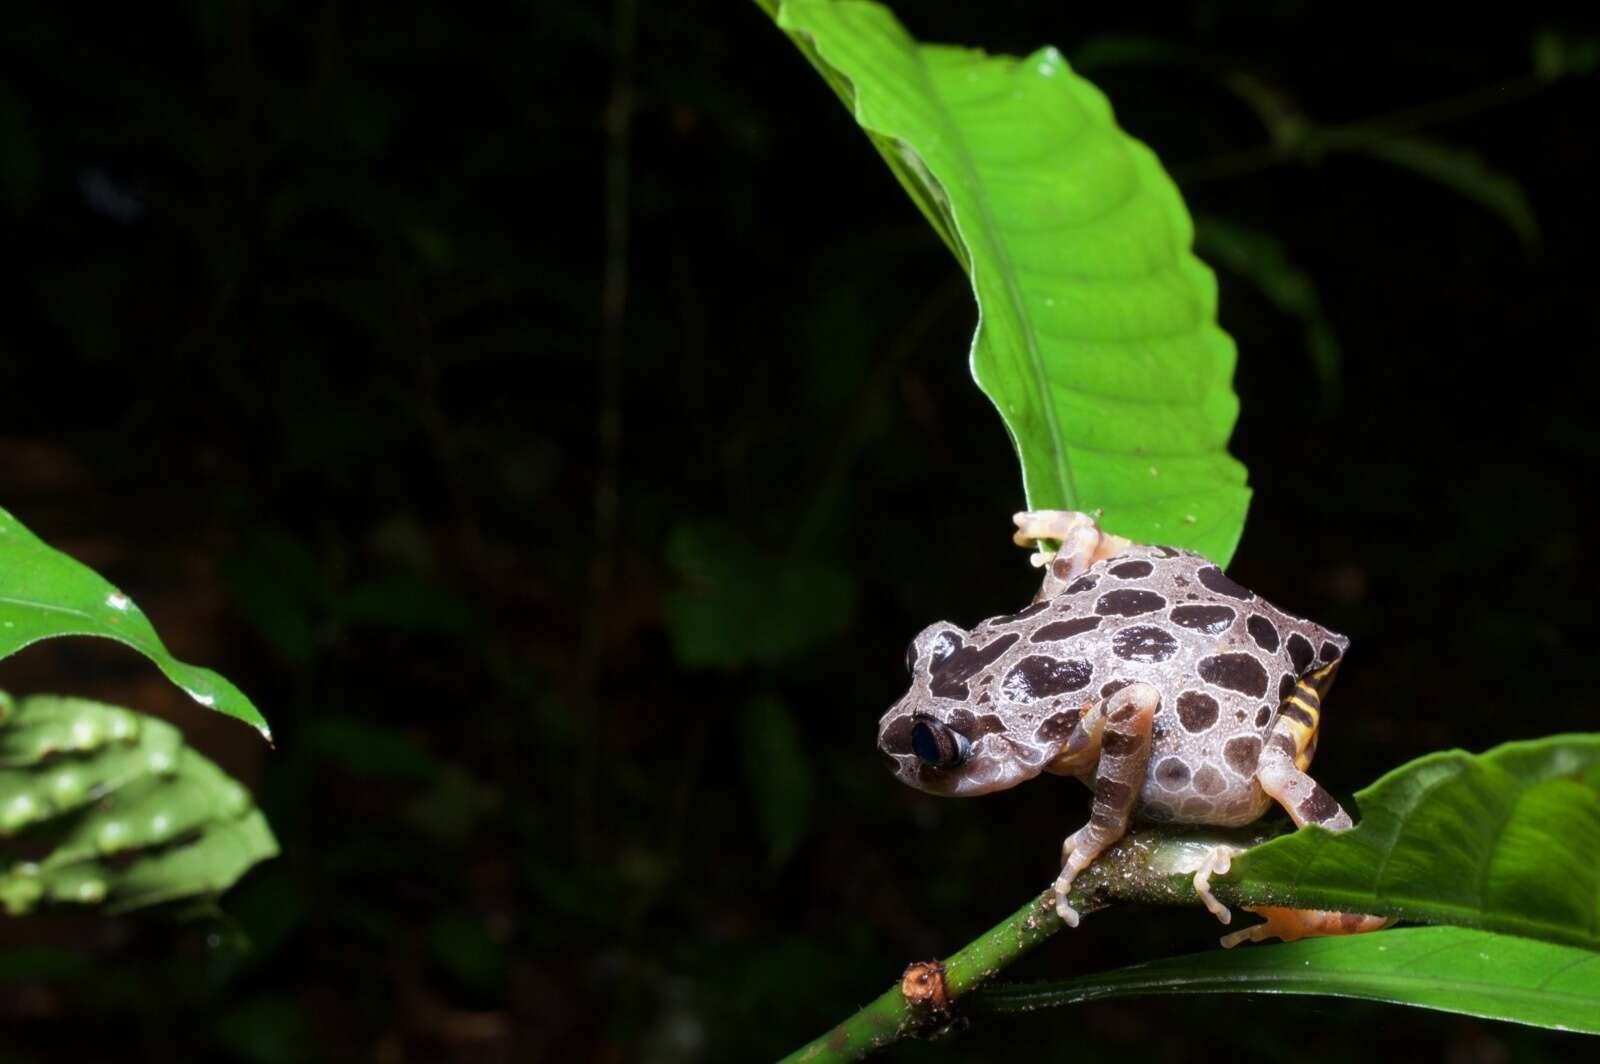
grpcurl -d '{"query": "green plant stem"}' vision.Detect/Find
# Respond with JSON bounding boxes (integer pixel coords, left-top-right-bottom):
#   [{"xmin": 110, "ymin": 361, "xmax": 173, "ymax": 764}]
[
  {"xmin": 778, "ymin": 889, "xmax": 1064, "ymax": 1064},
  {"xmin": 777, "ymin": 825, "xmax": 1278, "ymax": 1063}
]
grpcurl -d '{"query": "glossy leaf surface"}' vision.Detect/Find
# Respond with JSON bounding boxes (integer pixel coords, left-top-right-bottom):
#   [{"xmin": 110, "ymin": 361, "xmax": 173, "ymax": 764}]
[
  {"xmin": 976, "ymin": 925, "xmax": 1600, "ymax": 1035},
  {"xmin": 1226, "ymin": 734, "xmax": 1600, "ymax": 949},
  {"xmin": 770, "ymin": 1, "xmax": 1251, "ymax": 562},
  {"xmin": 0, "ymin": 692, "xmax": 277, "ymax": 914},
  {"xmin": 0, "ymin": 505, "xmax": 268, "ymax": 737}
]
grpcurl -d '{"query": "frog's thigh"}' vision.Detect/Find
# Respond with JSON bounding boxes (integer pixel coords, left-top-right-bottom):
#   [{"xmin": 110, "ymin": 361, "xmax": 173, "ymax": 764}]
[
  {"xmin": 1013, "ymin": 510, "xmax": 1134, "ymax": 602},
  {"xmin": 1255, "ymin": 732, "xmax": 1352, "ymax": 830},
  {"xmin": 1053, "ymin": 682, "xmax": 1158, "ymax": 926}
]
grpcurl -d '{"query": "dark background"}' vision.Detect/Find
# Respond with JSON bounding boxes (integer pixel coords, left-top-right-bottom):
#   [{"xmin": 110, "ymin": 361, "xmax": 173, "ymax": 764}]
[{"xmin": 1, "ymin": 1, "xmax": 1596, "ymax": 1060}]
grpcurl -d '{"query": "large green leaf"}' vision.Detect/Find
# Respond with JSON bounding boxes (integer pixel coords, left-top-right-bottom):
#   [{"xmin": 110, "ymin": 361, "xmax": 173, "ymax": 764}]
[
  {"xmin": 1224, "ymin": 734, "xmax": 1600, "ymax": 950},
  {"xmin": 765, "ymin": 1, "xmax": 1251, "ymax": 563},
  {"xmin": 975, "ymin": 925, "xmax": 1600, "ymax": 1035},
  {"xmin": 0, "ymin": 691, "xmax": 278, "ymax": 914},
  {"xmin": 0, "ymin": 505, "xmax": 268, "ymax": 738}
]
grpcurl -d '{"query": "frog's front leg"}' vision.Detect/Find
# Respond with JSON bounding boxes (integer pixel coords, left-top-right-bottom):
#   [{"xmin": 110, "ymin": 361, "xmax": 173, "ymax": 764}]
[
  {"xmin": 1013, "ymin": 510, "xmax": 1133, "ymax": 603},
  {"xmin": 1053, "ymin": 681, "xmax": 1158, "ymax": 926}
]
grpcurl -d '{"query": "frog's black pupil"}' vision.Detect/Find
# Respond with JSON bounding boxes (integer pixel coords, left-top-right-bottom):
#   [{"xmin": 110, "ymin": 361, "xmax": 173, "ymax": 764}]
[{"xmin": 911, "ymin": 719, "xmax": 962, "ymax": 767}]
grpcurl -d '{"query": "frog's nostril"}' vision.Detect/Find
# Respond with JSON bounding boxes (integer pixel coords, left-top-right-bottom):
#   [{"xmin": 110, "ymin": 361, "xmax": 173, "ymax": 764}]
[{"xmin": 911, "ymin": 717, "xmax": 970, "ymax": 767}]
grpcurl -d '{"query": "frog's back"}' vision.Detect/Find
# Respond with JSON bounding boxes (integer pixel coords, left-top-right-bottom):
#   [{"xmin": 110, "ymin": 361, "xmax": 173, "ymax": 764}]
[{"xmin": 967, "ymin": 544, "xmax": 1349, "ymax": 826}]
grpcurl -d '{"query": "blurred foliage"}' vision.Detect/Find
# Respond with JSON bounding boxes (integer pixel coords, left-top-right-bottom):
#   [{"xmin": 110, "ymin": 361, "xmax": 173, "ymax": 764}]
[
  {"xmin": 1193, "ymin": 215, "xmax": 1342, "ymax": 403},
  {"xmin": 0, "ymin": 692, "xmax": 276, "ymax": 916},
  {"xmin": 0, "ymin": 0, "xmax": 1595, "ymax": 1060}
]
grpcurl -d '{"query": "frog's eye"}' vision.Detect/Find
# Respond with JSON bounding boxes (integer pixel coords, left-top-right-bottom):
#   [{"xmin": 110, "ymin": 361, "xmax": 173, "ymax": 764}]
[
  {"xmin": 911, "ymin": 715, "xmax": 970, "ymax": 768},
  {"xmin": 904, "ymin": 640, "xmax": 918, "ymax": 675}
]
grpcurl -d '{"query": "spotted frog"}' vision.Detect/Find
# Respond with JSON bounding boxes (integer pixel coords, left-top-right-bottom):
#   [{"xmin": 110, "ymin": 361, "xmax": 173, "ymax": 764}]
[{"xmin": 878, "ymin": 511, "xmax": 1386, "ymax": 943}]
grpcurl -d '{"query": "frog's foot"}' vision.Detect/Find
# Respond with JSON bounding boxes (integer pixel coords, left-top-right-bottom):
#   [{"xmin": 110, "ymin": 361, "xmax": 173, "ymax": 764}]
[
  {"xmin": 1053, "ymin": 843, "xmax": 1096, "ymax": 928},
  {"xmin": 1191, "ymin": 844, "xmax": 1246, "ymax": 926},
  {"xmin": 1219, "ymin": 906, "xmax": 1397, "ymax": 949},
  {"xmin": 1013, "ymin": 511, "xmax": 1133, "ymax": 600}
]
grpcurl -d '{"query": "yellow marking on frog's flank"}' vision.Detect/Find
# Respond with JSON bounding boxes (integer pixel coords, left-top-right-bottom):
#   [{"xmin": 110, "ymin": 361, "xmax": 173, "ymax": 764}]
[
  {"xmin": 1307, "ymin": 660, "xmax": 1341, "ymax": 698},
  {"xmin": 1281, "ymin": 679, "xmax": 1325, "ymax": 771}
]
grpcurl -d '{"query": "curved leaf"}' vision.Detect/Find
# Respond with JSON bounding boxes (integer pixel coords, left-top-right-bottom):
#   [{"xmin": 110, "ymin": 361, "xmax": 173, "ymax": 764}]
[
  {"xmin": 1225, "ymin": 734, "xmax": 1600, "ymax": 949},
  {"xmin": 975, "ymin": 925, "xmax": 1600, "ymax": 1035},
  {"xmin": 1321, "ymin": 131, "xmax": 1539, "ymax": 249},
  {"xmin": 0, "ymin": 505, "xmax": 268, "ymax": 738},
  {"xmin": 0, "ymin": 691, "xmax": 277, "ymax": 914},
  {"xmin": 769, "ymin": 1, "xmax": 1251, "ymax": 562}
]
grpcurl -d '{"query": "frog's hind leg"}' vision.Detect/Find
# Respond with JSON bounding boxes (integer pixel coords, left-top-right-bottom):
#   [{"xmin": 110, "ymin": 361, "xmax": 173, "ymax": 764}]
[
  {"xmin": 1013, "ymin": 511, "xmax": 1133, "ymax": 602},
  {"xmin": 1257, "ymin": 704, "xmax": 1351, "ymax": 831},
  {"xmin": 1219, "ymin": 907, "xmax": 1394, "ymax": 948},
  {"xmin": 1223, "ymin": 727, "xmax": 1395, "ymax": 947},
  {"xmin": 1053, "ymin": 682, "xmax": 1158, "ymax": 927}
]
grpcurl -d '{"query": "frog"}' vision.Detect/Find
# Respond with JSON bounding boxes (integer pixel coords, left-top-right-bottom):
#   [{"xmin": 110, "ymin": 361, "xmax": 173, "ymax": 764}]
[{"xmin": 877, "ymin": 510, "xmax": 1389, "ymax": 944}]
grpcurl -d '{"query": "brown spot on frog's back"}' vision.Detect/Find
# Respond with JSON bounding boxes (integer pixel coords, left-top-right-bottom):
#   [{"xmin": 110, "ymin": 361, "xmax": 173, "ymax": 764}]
[
  {"xmin": 1109, "ymin": 559, "xmax": 1154, "ymax": 580},
  {"xmin": 1170, "ymin": 604, "xmax": 1235, "ymax": 634},
  {"xmin": 1193, "ymin": 765, "xmax": 1228, "ymax": 796},
  {"xmin": 1094, "ymin": 589, "xmax": 1167, "ymax": 617},
  {"xmin": 1246, "ymin": 614, "xmax": 1281, "ymax": 653},
  {"xmin": 929, "ymin": 633, "xmax": 1019, "ymax": 700},
  {"xmin": 1001, "ymin": 655, "xmax": 1094, "ymax": 702},
  {"xmin": 1197, "ymin": 566, "xmax": 1254, "ymax": 601},
  {"xmin": 1320, "ymin": 641, "xmax": 1343, "ymax": 663},
  {"xmin": 1286, "ymin": 633, "xmax": 1315, "ymax": 674},
  {"xmin": 1224, "ymin": 735, "xmax": 1262, "ymax": 776},
  {"xmin": 1255, "ymin": 704, "xmax": 1273, "ymax": 727},
  {"xmin": 1100, "ymin": 679, "xmax": 1132, "ymax": 699},
  {"xmin": 1111, "ymin": 624, "xmax": 1179, "ymax": 663},
  {"xmin": 1177, "ymin": 691, "xmax": 1219, "ymax": 732},
  {"xmin": 1197, "ymin": 653, "xmax": 1270, "ymax": 699},
  {"xmin": 1154, "ymin": 757, "xmax": 1191, "ymax": 789},
  {"xmin": 1031, "ymin": 616, "xmax": 1101, "ymax": 643}
]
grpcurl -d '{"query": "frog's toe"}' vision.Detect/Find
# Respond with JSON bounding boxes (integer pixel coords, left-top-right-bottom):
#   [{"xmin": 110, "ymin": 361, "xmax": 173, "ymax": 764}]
[
  {"xmin": 1054, "ymin": 893, "xmax": 1080, "ymax": 928},
  {"xmin": 1012, "ymin": 510, "xmax": 1091, "ymax": 546},
  {"xmin": 1190, "ymin": 843, "xmax": 1246, "ymax": 926},
  {"xmin": 1051, "ymin": 871, "xmax": 1081, "ymax": 928},
  {"xmin": 1219, "ymin": 906, "xmax": 1396, "ymax": 948}
]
